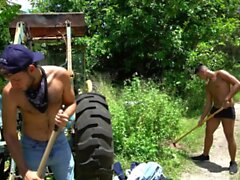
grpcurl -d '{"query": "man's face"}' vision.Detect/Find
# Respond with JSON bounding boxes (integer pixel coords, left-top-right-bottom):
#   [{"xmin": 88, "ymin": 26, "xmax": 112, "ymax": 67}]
[
  {"xmin": 7, "ymin": 71, "xmax": 33, "ymax": 91},
  {"xmin": 197, "ymin": 68, "xmax": 207, "ymax": 80}
]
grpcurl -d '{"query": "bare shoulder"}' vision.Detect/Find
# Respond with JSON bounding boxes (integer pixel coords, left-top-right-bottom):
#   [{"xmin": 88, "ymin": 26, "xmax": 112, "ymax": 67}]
[
  {"xmin": 2, "ymin": 85, "xmax": 10, "ymax": 104},
  {"xmin": 215, "ymin": 69, "xmax": 234, "ymax": 78},
  {"xmin": 2, "ymin": 83, "xmax": 20, "ymax": 106},
  {"xmin": 216, "ymin": 69, "xmax": 230, "ymax": 75},
  {"xmin": 216, "ymin": 69, "xmax": 239, "ymax": 83},
  {"xmin": 3, "ymin": 82, "xmax": 16, "ymax": 96},
  {"xmin": 42, "ymin": 65, "xmax": 70, "ymax": 78}
]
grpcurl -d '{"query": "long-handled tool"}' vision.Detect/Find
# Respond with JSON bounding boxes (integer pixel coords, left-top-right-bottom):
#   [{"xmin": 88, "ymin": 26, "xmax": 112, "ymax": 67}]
[
  {"xmin": 37, "ymin": 125, "xmax": 61, "ymax": 177},
  {"xmin": 37, "ymin": 19, "xmax": 74, "ymax": 178},
  {"xmin": 172, "ymin": 107, "xmax": 224, "ymax": 147}
]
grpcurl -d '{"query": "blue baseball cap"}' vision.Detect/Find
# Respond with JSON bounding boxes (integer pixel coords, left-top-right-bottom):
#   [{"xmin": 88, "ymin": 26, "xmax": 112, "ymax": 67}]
[{"xmin": 0, "ymin": 44, "xmax": 44, "ymax": 74}]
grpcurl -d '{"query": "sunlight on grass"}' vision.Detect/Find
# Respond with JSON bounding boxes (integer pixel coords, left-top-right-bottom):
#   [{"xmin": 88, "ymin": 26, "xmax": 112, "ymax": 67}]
[
  {"xmin": 234, "ymin": 92, "xmax": 240, "ymax": 102},
  {"xmin": 177, "ymin": 117, "xmax": 205, "ymax": 155}
]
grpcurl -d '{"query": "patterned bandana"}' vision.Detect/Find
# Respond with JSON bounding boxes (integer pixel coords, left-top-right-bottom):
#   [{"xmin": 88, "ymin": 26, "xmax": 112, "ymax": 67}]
[{"xmin": 26, "ymin": 67, "xmax": 48, "ymax": 113}]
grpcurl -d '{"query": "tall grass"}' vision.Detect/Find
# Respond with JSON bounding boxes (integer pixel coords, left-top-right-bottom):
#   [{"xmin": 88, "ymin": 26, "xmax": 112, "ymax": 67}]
[
  {"xmin": 92, "ymin": 65, "xmax": 240, "ymax": 178},
  {"xmin": 96, "ymin": 74, "xmax": 189, "ymax": 178}
]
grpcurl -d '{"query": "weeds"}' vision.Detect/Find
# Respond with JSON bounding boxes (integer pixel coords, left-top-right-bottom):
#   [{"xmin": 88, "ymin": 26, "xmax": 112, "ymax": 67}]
[{"xmin": 97, "ymin": 75, "xmax": 188, "ymax": 178}]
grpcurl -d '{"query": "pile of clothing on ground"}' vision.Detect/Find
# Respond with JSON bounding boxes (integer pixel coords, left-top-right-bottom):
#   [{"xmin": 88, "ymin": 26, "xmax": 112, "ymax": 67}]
[{"xmin": 113, "ymin": 161, "xmax": 172, "ymax": 180}]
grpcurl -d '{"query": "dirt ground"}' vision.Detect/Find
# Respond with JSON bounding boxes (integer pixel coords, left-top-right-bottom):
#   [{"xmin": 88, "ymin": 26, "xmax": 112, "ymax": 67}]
[{"xmin": 181, "ymin": 103, "xmax": 240, "ymax": 180}]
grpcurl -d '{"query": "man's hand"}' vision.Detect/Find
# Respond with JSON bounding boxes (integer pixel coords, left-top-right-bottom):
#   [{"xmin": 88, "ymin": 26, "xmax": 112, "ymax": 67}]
[
  {"xmin": 197, "ymin": 118, "xmax": 205, "ymax": 127},
  {"xmin": 55, "ymin": 109, "xmax": 69, "ymax": 128},
  {"xmin": 23, "ymin": 170, "xmax": 43, "ymax": 180},
  {"xmin": 223, "ymin": 99, "xmax": 231, "ymax": 109}
]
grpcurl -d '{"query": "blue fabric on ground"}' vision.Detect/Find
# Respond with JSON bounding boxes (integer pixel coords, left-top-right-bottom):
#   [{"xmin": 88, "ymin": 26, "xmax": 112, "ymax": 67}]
[
  {"xmin": 130, "ymin": 162, "xmax": 139, "ymax": 171},
  {"xmin": 113, "ymin": 162, "xmax": 126, "ymax": 180}
]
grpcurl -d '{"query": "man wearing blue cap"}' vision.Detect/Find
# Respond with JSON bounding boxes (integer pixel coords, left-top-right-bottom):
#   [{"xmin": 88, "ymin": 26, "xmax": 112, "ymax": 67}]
[{"xmin": 0, "ymin": 44, "xmax": 76, "ymax": 180}]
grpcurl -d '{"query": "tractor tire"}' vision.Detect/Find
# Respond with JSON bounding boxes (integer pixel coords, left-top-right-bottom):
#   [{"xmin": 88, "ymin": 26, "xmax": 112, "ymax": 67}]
[{"xmin": 74, "ymin": 93, "xmax": 114, "ymax": 180}]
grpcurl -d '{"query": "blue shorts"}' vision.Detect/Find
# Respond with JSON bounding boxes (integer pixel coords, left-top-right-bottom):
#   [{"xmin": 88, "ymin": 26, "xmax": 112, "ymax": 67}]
[{"xmin": 21, "ymin": 131, "xmax": 74, "ymax": 180}]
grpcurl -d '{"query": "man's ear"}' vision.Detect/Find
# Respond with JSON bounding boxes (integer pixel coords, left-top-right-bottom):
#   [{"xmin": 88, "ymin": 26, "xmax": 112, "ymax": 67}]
[{"xmin": 28, "ymin": 64, "xmax": 36, "ymax": 73}]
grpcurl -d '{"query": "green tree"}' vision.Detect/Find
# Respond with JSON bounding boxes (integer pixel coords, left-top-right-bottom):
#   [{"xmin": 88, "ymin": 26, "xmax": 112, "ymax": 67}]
[
  {"xmin": 78, "ymin": 1, "xmax": 239, "ymax": 70},
  {"xmin": 30, "ymin": 0, "xmax": 240, "ymax": 97},
  {"xmin": 30, "ymin": 0, "xmax": 74, "ymax": 12},
  {"xmin": 0, "ymin": 0, "xmax": 20, "ymax": 50},
  {"xmin": 0, "ymin": 1, "xmax": 20, "ymax": 90}
]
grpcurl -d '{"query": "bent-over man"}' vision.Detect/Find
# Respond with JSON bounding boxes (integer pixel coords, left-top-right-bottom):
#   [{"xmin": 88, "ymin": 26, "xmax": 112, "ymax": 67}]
[
  {"xmin": 192, "ymin": 64, "xmax": 239, "ymax": 174},
  {"xmin": 0, "ymin": 44, "xmax": 76, "ymax": 179}
]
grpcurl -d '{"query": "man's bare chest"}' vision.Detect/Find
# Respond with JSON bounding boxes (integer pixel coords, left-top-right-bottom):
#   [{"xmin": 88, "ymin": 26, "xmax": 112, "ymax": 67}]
[
  {"xmin": 208, "ymin": 79, "xmax": 223, "ymax": 89},
  {"xmin": 17, "ymin": 84, "xmax": 63, "ymax": 113},
  {"xmin": 207, "ymin": 78, "xmax": 229, "ymax": 94}
]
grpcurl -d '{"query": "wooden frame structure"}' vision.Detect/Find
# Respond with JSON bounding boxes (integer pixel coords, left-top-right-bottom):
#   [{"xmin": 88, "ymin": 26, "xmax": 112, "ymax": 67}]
[
  {"xmin": 7, "ymin": 12, "xmax": 87, "ymax": 178},
  {"xmin": 9, "ymin": 12, "xmax": 86, "ymax": 39}
]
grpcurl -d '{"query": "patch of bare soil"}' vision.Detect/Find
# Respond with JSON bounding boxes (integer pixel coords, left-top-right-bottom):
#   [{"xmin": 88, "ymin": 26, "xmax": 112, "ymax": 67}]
[{"xmin": 181, "ymin": 103, "xmax": 240, "ymax": 180}]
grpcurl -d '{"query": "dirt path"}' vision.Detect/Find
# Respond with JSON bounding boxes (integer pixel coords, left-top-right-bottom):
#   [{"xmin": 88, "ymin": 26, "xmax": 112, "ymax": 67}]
[{"xmin": 181, "ymin": 103, "xmax": 240, "ymax": 180}]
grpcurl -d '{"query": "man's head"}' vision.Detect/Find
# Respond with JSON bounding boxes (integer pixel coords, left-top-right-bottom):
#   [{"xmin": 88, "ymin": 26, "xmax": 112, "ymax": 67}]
[
  {"xmin": 194, "ymin": 63, "xmax": 209, "ymax": 80},
  {"xmin": 0, "ymin": 44, "xmax": 44, "ymax": 75}
]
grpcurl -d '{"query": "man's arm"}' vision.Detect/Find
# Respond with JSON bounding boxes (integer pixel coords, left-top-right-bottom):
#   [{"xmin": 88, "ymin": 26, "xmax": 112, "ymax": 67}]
[
  {"xmin": 55, "ymin": 69, "xmax": 76, "ymax": 128},
  {"xmin": 2, "ymin": 87, "xmax": 28, "ymax": 177},
  {"xmin": 62, "ymin": 70, "xmax": 76, "ymax": 117},
  {"xmin": 198, "ymin": 86, "xmax": 213, "ymax": 126},
  {"xmin": 218, "ymin": 70, "xmax": 240, "ymax": 101}
]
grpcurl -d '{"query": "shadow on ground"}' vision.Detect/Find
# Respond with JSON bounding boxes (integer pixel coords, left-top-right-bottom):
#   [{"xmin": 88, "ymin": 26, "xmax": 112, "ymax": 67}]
[{"xmin": 192, "ymin": 160, "xmax": 229, "ymax": 173}]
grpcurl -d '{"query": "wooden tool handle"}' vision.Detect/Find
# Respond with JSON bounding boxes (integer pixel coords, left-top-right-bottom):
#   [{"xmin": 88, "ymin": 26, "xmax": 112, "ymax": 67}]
[
  {"xmin": 37, "ymin": 125, "xmax": 61, "ymax": 177},
  {"xmin": 173, "ymin": 107, "xmax": 224, "ymax": 144}
]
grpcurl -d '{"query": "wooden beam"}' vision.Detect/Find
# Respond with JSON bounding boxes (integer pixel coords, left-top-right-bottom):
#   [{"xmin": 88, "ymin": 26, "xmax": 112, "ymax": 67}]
[{"xmin": 9, "ymin": 12, "xmax": 86, "ymax": 38}]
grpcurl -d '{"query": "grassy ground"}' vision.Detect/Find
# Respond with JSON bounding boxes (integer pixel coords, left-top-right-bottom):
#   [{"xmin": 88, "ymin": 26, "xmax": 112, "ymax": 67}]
[
  {"xmin": 178, "ymin": 100, "xmax": 240, "ymax": 180},
  {"xmin": 4, "ymin": 75, "xmax": 239, "ymax": 179},
  {"xmin": 175, "ymin": 116, "xmax": 205, "ymax": 175}
]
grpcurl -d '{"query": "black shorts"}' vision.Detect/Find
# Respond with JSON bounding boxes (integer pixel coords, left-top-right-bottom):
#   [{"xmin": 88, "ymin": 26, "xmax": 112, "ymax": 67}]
[{"xmin": 210, "ymin": 106, "xmax": 235, "ymax": 120}]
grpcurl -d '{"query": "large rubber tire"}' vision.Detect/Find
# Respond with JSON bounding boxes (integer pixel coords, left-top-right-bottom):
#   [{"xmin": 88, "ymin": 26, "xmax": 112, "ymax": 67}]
[{"xmin": 74, "ymin": 93, "xmax": 114, "ymax": 180}]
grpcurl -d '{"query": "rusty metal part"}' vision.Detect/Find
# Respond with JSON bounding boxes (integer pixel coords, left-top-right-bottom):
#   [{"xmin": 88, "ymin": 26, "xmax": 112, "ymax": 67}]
[{"xmin": 9, "ymin": 12, "xmax": 86, "ymax": 39}]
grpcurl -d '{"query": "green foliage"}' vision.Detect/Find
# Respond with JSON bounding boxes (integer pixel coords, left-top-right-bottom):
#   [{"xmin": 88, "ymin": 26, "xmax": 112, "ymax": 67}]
[
  {"xmin": 29, "ymin": 0, "xmax": 72, "ymax": 12},
  {"xmin": 0, "ymin": 1, "xmax": 20, "ymax": 49},
  {"xmin": 30, "ymin": 0, "xmax": 238, "ymax": 72},
  {"xmin": 30, "ymin": 1, "xmax": 240, "ymax": 112},
  {"xmin": 77, "ymin": 0, "xmax": 240, "ymax": 79},
  {"xmin": 0, "ymin": 1, "xmax": 20, "ymax": 91},
  {"xmin": 107, "ymin": 76, "xmax": 184, "ymax": 162},
  {"xmin": 186, "ymin": 17, "xmax": 240, "ymax": 70},
  {"xmin": 95, "ymin": 74, "xmax": 188, "ymax": 178},
  {"xmin": 184, "ymin": 76, "xmax": 205, "ymax": 115},
  {"xmin": 2, "ymin": 1, "xmax": 240, "ymax": 178},
  {"xmin": 73, "ymin": 0, "xmax": 240, "ymax": 116}
]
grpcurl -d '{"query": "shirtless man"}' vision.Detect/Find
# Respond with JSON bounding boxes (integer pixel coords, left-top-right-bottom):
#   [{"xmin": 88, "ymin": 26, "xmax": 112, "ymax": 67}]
[
  {"xmin": 0, "ymin": 44, "xmax": 76, "ymax": 179},
  {"xmin": 192, "ymin": 64, "xmax": 239, "ymax": 174}
]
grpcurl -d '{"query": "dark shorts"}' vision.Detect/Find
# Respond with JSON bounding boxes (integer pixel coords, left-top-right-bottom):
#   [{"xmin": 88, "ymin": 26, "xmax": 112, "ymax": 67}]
[{"xmin": 210, "ymin": 106, "xmax": 235, "ymax": 120}]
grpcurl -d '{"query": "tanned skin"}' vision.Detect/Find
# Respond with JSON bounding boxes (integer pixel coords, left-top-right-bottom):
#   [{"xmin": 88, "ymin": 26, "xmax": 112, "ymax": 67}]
[
  {"xmin": 2, "ymin": 65, "xmax": 76, "ymax": 180},
  {"xmin": 196, "ymin": 65, "xmax": 240, "ymax": 164}
]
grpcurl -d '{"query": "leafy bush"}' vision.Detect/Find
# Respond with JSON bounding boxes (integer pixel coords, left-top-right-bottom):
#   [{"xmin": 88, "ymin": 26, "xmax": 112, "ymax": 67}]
[
  {"xmin": 106, "ymin": 76, "xmax": 184, "ymax": 162},
  {"xmin": 0, "ymin": 0, "xmax": 20, "ymax": 49},
  {"xmin": 94, "ymin": 75, "xmax": 187, "ymax": 178},
  {"xmin": 183, "ymin": 76, "xmax": 205, "ymax": 116}
]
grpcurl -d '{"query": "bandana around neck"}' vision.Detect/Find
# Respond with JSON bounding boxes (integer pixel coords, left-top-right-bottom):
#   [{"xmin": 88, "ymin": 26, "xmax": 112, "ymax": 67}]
[{"xmin": 26, "ymin": 67, "xmax": 48, "ymax": 113}]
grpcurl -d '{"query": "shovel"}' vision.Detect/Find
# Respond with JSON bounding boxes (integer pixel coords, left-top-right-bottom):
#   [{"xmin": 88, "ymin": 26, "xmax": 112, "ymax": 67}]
[
  {"xmin": 37, "ymin": 125, "xmax": 61, "ymax": 177},
  {"xmin": 172, "ymin": 107, "xmax": 224, "ymax": 147}
]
